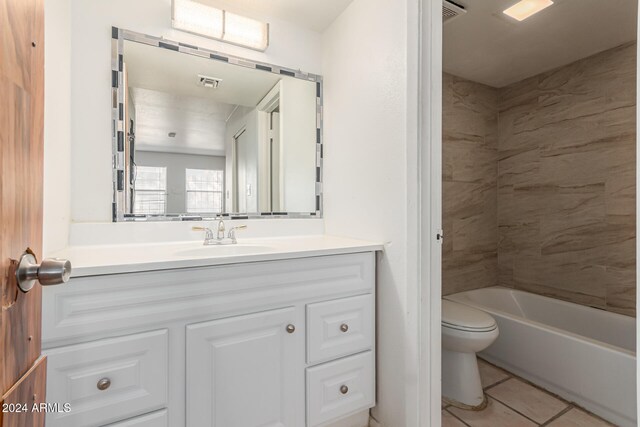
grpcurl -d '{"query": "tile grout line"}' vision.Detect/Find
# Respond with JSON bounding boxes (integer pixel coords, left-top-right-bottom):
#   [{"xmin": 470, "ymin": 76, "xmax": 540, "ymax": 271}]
[
  {"xmin": 451, "ymin": 359, "xmax": 613, "ymax": 426},
  {"xmin": 487, "ymin": 394, "xmax": 560, "ymax": 426},
  {"xmin": 482, "ymin": 375, "xmax": 512, "ymax": 392},
  {"xmin": 479, "ymin": 360, "xmax": 573, "ymax": 426},
  {"xmin": 444, "ymin": 407, "xmax": 473, "ymax": 427},
  {"xmin": 539, "ymin": 404, "xmax": 574, "ymax": 426}
]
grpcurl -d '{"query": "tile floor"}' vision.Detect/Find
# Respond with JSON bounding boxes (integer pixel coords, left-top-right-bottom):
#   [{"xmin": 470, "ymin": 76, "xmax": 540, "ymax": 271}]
[{"xmin": 442, "ymin": 358, "xmax": 615, "ymax": 427}]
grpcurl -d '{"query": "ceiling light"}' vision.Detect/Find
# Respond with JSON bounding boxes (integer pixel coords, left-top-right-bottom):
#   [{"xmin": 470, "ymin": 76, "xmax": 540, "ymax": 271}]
[
  {"xmin": 171, "ymin": 0, "xmax": 269, "ymax": 51},
  {"xmin": 198, "ymin": 75, "xmax": 222, "ymax": 89},
  {"xmin": 503, "ymin": 0, "xmax": 553, "ymax": 21}
]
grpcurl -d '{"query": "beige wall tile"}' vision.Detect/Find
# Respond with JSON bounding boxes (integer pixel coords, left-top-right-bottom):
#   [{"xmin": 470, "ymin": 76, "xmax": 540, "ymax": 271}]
[
  {"xmin": 443, "ymin": 73, "xmax": 499, "ymax": 296},
  {"xmin": 496, "ymin": 43, "xmax": 636, "ymax": 315},
  {"xmin": 606, "ymin": 283, "xmax": 636, "ymax": 316},
  {"xmin": 443, "ymin": 252, "xmax": 498, "ymax": 296},
  {"xmin": 444, "ymin": 43, "xmax": 636, "ymax": 314}
]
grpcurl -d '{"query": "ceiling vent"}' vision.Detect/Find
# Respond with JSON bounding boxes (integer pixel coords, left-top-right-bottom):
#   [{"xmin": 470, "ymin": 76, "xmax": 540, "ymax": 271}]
[
  {"xmin": 443, "ymin": 0, "xmax": 466, "ymax": 23},
  {"xmin": 198, "ymin": 75, "xmax": 222, "ymax": 89}
]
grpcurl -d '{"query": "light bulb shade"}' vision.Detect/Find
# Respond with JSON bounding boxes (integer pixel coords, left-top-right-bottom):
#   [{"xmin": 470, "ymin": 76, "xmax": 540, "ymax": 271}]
[
  {"xmin": 171, "ymin": 0, "xmax": 269, "ymax": 51},
  {"xmin": 503, "ymin": 0, "xmax": 554, "ymax": 21},
  {"xmin": 224, "ymin": 12, "xmax": 269, "ymax": 51},
  {"xmin": 172, "ymin": 0, "xmax": 223, "ymax": 39}
]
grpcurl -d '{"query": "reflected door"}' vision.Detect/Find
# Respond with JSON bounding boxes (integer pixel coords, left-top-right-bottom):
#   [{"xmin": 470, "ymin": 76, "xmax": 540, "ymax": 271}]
[
  {"xmin": 270, "ymin": 111, "xmax": 282, "ymax": 212},
  {"xmin": 234, "ymin": 130, "xmax": 248, "ymax": 213}
]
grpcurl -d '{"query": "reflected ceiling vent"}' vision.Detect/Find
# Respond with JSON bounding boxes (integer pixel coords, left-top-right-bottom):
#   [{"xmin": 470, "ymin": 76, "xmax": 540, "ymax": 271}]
[
  {"xmin": 443, "ymin": 0, "xmax": 466, "ymax": 23},
  {"xmin": 198, "ymin": 75, "xmax": 222, "ymax": 89}
]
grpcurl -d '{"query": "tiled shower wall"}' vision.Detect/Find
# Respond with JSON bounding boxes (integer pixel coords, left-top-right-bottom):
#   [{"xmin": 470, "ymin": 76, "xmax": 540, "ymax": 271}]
[
  {"xmin": 498, "ymin": 42, "xmax": 636, "ymax": 316},
  {"xmin": 442, "ymin": 73, "xmax": 499, "ymax": 295},
  {"xmin": 444, "ymin": 43, "xmax": 637, "ymax": 316}
]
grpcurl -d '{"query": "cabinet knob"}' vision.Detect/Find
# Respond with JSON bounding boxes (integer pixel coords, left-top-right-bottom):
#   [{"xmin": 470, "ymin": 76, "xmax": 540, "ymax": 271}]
[
  {"xmin": 340, "ymin": 323, "xmax": 349, "ymax": 333},
  {"xmin": 340, "ymin": 385, "xmax": 349, "ymax": 395},
  {"xmin": 97, "ymin": 378, "xmax": 111, "ymax": 391},
  {"xmin": 286, "ymin": 324, "xmax": 296, "ymax": 334}
]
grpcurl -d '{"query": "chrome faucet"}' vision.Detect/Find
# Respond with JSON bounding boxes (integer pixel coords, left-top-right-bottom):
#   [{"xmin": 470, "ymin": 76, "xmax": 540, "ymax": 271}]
[
  {"xmin": 192, "ymin": 218, "xmax": 247, "ymax": 245},
  {"xmin": 215, "ymin": 216, "xmax": 225, "ymax": 240}
]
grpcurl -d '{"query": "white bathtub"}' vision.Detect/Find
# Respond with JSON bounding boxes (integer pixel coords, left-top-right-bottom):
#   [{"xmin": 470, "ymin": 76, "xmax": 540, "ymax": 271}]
[{"xmin": 446, "ymin": 286, "xmax": 637, "ymax": 427}]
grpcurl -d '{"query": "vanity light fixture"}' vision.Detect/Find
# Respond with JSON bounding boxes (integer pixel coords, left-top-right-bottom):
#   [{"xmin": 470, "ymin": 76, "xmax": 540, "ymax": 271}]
[
  {"xmin": 172, "ymin": 0, "xmax": 269, "ymax": 51},
  {"xmin": 503, "ymin": 0, "xmax": 553, "ymax": 21},
  {"xmin": 172, "ymin": 0, "xmax": 223, "ymax": 39}
]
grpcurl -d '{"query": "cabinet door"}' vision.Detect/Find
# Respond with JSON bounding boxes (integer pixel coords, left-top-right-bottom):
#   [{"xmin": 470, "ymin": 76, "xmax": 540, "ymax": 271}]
[{"xmin": 186, "ymin": 307, "xmax": 304, "ymax": 427}]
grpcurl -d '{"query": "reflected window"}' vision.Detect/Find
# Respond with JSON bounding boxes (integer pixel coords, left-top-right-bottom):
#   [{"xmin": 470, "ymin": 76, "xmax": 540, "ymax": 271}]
[
  {"xmin": 186, "ymin": 168, "xmax": 224, "ymax": 213},
  {"xmin": 133, "ymin": 166, "xmax": 167, "ymax": 214}
]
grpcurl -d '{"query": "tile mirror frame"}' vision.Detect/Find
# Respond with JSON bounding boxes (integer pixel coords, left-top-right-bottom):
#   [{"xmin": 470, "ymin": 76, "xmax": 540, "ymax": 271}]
[{"xmin": 111, "ymin": 27, "xmax": 323, "ymax": 222}]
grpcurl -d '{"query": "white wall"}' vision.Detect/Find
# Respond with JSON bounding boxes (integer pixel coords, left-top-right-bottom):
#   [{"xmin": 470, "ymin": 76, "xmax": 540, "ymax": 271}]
[
  {"xmin": 43, "ymin": 0, "xmax": 72, "ymax": 254},
  {"xmin": 322, "ymin": 0, "xmax": 420, "ymax": 426},
  {"xmin": 136, "ymin": 151, "xmax": 226, "ymax": 214},
  {"xmin": 44, "ymin": 0, "xmax": 426, "ymax": 425},
  {"xmin": 44, "ymin": 0, "xmax": 323, "ymax": 249}
]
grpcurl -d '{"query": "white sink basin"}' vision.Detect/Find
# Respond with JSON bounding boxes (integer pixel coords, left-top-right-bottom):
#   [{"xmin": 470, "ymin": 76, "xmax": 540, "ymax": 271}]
[{"xmin": 175, "ymin": 244, "xmax": 273, "ymax": 258}]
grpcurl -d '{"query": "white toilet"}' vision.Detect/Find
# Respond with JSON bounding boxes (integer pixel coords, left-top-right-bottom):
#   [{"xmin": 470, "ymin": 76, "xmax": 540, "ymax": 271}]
[{"xmin": 442, "ymin": 300, "xmax": 499, "ymax": 409}]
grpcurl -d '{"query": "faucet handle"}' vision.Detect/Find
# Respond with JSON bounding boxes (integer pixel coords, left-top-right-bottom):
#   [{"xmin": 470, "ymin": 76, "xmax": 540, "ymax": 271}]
[
  {"xmin": 192, "ymin": 226, "xmax": 214, "ymax": 242},
  {"xmin": 228, "ymin": 225, "xmax": 247, "ymax": 243}
]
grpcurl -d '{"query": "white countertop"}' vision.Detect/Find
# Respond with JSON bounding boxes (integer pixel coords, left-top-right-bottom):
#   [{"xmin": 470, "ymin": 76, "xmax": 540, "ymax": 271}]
[{"xmin": 49, "ymin": 235, "xmax": 383, "ymax": 277}]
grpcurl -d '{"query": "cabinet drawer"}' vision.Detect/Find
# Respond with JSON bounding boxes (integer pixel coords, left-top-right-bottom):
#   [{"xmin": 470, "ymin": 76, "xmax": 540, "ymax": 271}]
[
  {"xmin": 306, "ymin": 351, "xmax": 375, "ymax": 427},
  {"xmin": 307, "ymin": 294, "xmax": 373, "ymax": 364},
  {"xmin": 104, "ymin": 409, "xmax": 168, "ymax": 427},
  {"xmin": 44, "ymin": 330, "xmax": 168, "ymax": 427}
]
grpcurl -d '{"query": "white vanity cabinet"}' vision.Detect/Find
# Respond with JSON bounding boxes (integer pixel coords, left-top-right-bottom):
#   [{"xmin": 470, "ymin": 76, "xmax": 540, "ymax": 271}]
[
  {"xmin": 41, "ymin": 251, "xmax": 376, "ymax": 427},
  {"xmin": 186, "ymin": 307, "xmax": 305, "ymax": 427}
]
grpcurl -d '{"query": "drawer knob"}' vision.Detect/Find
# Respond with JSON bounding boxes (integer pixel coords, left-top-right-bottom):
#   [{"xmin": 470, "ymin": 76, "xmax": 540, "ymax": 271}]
[
  {"xmin": 340, "ymin": 323, "xmax": 349, "ymax": 333},
  {"xmin": 340, "ymin": 385, "xmax": 349, "ymax": 395},
  {"xmin": 97, "ymin": 378, "xmax": 111, "ymax": 391},
  {"xmin": 286, "ymin": 324, "xmax": 296, "ymax": 334}
]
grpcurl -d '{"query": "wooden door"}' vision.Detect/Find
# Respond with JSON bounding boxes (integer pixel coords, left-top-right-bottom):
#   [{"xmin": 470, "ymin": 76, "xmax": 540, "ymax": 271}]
[
  {"xmin": 0, "ymin": 0, "xmax": 47, "ymax": 425},
  {"xmin": 185, "ymin": 307, "xmax": 305, "ymax": 427}
]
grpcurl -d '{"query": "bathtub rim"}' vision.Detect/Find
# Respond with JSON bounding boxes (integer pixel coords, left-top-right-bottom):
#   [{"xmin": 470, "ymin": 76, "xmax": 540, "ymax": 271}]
[{"xmin": 445, "ymin": 286, "xmax": 637, "ymax": 357}]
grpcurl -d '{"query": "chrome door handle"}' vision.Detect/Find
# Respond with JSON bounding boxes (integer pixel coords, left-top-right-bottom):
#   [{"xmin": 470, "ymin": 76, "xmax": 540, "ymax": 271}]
[{"xmin": 15, "ymin": 252, "xmax": 72, "ymax": 292}]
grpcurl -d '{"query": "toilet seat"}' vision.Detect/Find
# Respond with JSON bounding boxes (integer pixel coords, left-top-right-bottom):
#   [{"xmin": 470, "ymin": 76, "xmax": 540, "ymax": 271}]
[{"xmin": 442, "ymin": 300, "xmax": 497, "ymax": 332}]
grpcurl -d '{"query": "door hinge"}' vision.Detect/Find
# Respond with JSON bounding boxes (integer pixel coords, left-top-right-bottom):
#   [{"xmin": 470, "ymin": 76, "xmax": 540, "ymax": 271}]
[{"xmin": 436, "ymin": 229, "xmax": 444, "ymax": 243}]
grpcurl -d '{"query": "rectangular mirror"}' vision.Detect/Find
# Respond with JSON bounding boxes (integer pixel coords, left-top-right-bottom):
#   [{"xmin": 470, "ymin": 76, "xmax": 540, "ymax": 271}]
[{"xmin": 111, "ymin": 28, "xmax": 322, "ymax": 221}]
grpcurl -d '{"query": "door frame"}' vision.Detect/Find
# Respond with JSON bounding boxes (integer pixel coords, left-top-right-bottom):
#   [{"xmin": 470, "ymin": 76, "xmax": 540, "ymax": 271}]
[
  {"xmin": 421, "ymin": 2, "xmax": 640, "ymax": 425},
  {"xmin": 417, "ymin": 0, "xmax": 443, "ymax": 426},
  {"xmin": 636, "ymin": 6, "xmax": 640, "ymax": 421},
  {"xmin": 256, "ymin": 82, "xmax": 282, "ymax": 212},
  {"xmin": 232, "ymin": 127, "xmax": 247, "ymax": 213}
]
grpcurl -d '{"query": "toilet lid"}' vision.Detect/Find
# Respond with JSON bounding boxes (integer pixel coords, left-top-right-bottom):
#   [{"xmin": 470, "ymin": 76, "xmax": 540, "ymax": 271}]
[{"xmin": 442, "ymin": 300, "xmax": 497, "ymax": 332}]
